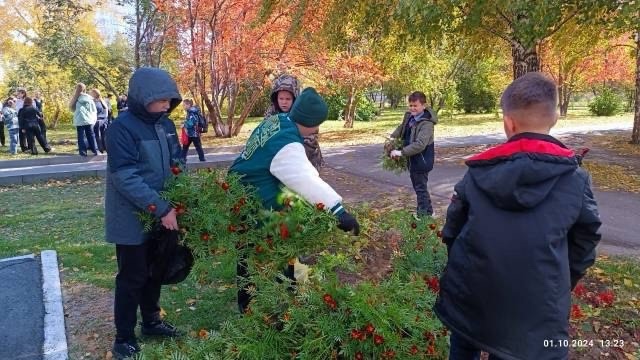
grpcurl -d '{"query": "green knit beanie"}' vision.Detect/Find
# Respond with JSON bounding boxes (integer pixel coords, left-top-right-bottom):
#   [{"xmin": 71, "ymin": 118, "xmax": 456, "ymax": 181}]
[{"xmin": 289, "ymin": 87, "xmax": 328, "ymax": 127}]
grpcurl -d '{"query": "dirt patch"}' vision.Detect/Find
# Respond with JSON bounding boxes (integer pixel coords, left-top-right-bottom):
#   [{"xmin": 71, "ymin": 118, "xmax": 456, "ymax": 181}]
[
  {"xmin": 62, "ymin": 280, "xmax": 114, "ymax": 360},
  {"xmin": 337, "ymin": 229, "xmax": 403, "ymax": 286}
]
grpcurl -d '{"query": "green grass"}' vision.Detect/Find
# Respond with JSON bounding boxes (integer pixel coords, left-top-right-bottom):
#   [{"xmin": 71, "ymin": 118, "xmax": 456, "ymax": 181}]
[
  {"xmin": 0, "ymin": 109, "xmax": 633, "ymax": 160},
  {"xmin": 0, "ymin": 178, "xmax": 242, "ymax": 333},
  {"xmin": 1, "ymin": 178, "xmax": 639, "ymax": 358}
]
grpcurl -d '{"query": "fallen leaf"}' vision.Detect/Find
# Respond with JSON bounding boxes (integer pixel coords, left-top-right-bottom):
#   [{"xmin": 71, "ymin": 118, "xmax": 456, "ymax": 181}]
[{"xmin": 623, "ymin": 279, "xmax": 633, "ymax": 287}]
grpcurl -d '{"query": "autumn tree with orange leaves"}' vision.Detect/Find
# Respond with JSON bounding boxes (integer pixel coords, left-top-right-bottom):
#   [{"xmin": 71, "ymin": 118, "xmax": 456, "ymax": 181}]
[{"xmin": 153, "ymin": 0, "xmax": 335, "ymax": 137}]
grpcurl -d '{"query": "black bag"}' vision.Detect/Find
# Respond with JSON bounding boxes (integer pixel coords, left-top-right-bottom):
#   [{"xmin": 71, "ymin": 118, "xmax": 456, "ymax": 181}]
[{"xmin": 147, "ymin": 226, "xmax": 194, "ymax": 285}]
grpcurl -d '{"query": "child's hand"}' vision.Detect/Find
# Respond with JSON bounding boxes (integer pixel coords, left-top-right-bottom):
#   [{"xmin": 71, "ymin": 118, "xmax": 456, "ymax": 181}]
[
  {"xmin": 161, "ymin": 208, "xmax": 179, "ymax": 230},
  {"xmin": 390, "ymin": 150, "xmax": 402, "ymax": 158}
]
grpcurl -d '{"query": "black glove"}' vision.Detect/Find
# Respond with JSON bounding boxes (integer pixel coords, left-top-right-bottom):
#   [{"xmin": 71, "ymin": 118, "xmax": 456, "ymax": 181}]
[{"xmin": 337, "ymin": 211, "xmax": 360, "ymax": 235}]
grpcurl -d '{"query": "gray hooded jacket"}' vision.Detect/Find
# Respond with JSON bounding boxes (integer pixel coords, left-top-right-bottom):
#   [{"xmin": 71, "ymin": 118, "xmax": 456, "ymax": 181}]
[{"xmin": 104, "ymin": 68, "xmax": 182, "ymax": 245}]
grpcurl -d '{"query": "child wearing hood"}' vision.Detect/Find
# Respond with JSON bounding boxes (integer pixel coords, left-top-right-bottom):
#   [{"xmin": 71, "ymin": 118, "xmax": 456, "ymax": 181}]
[
  {"xmin": 104, "ymin": 68, "xmax": 184, "ymax": 359},
  {"xmin": 435, "ymin": 72, "xmax": 601, "ymax": 360},
  {"xmin": 265, "ymin": 74, "xmax": 324, "ymax": 169},
  {"xmin": 180, "ymin": 99, "xmax": 206, "ymax": 162}
]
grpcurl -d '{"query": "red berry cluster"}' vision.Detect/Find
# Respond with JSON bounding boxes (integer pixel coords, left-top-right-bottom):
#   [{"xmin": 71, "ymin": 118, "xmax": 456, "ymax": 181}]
[
  {"xmin": 349, "ymin": 322, "xmax": 376, "ymax": 343},
  {"xmin": 424, "ymin": 331, "xmax": 437, "ymax": 355},
  {"xmin": 231, "ymin": 197, "xmax": 246, "ymax": 214},
  {"xmin": 175, "ymin": 203, "xmax": 187, "ymax": 215},
  {"xmin": 171, "ymin": 165, "xmax": 181, "ymax": 175},
  {"xmin": 279, "ymin": 223, "xmax": 289, "ymax": 240},
  {"xmin": 322, "ymin": 293, "xmax": 337, "ymax": 310},
  {"xmin": 425, "ymin": 276, "xmax": 440, "ymax": 293}
]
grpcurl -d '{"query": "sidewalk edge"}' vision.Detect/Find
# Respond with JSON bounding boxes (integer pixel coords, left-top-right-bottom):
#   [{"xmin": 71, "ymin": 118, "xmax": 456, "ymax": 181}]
[{"xmin": 41, "ymin": 250, "xmax": 69, "ymax": 360}]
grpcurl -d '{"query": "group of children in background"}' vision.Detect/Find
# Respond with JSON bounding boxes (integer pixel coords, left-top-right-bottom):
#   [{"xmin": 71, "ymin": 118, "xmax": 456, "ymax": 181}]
[{"xmin": 1, "ymin": 89, "xmax": 49, "ymax": 155}]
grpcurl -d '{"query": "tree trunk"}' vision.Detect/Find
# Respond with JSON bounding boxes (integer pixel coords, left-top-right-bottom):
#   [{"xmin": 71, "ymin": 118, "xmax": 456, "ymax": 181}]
[
  {"xmin": 631, "ymin": 30, "xmax": 640, "ymax": 145},
  {"xmin": 50, "ymin": 104, "xmax": 60, "ymax": 129},
  {"xmin": 560, "ymin": 87, "xmax": 571, "ymax": 117},
  {"xmin": 512, "ymin": 41, "xmax": 540, "ymax": 79},
  {"xmin": 232, "ymin": 86, "xmax": 263, "ymax": 136},
  {"xmin": 134, "ymin": 0, "xmax": 141, "ymax": 69},
  {"xmin": 343, "ymin": 86, "xmax": 356, "ymax": 128}
]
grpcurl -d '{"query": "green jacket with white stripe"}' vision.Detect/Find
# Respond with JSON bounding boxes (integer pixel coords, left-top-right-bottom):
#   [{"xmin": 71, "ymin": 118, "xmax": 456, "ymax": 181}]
[{"xmin": 229, "ymin": 113, "xmax": 345, "ymax": 215}]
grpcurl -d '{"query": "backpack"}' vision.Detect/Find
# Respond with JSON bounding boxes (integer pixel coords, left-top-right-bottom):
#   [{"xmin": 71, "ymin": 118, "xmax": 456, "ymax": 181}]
[{"xmin": 196, "ymin": 110, "xmax": 208, "ymax": 134}]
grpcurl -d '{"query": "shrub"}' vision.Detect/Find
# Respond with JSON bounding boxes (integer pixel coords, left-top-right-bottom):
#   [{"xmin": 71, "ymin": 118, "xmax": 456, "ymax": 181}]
[
  {"xmin": 140, "ymin": 168, "xmax": 448, "ymax": 359},
  {"xmin": 589, "ymin": 88, "xmax": 623, "ymax": 116},
  {"xmin": 455, "ymin": 76, "xmax": 497, "ymax": 114},
  {"xmin": 323, "ymin": 91, "xmax": 378, "ymax": 121}
]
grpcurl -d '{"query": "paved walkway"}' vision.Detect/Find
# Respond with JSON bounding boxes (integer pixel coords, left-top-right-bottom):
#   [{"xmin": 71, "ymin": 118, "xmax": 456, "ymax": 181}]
[
  {"xmin": 324, "ymin": 144, "xmax": 640, "ymax": 257},
  {"xmin": 0, "ymin": 124, "xmax": 638, "ymax": 257},
  {"xmin": 0, "ymin": 255, "xmax": 44, "ymax": 360}
]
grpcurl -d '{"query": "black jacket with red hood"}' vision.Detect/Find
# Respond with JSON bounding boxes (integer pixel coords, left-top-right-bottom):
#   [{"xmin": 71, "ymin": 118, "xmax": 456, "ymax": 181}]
[{"xmin": 435, "ymin": 132, "xmax": 601, "ymax": 360}]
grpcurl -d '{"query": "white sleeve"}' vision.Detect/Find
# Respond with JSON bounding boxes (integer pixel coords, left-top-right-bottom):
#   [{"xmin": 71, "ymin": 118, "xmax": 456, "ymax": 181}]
[{"xmin": 270, "ymin": 142, "xmax": 343, "ymax": 213}]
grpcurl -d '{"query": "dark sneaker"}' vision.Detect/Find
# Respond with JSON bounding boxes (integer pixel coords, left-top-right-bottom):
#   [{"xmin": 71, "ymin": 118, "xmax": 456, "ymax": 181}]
[
  {"xmin": 141, "ymin": 320, "xmax": 181, "ymax": 337},
  {"xmin": 112, "ymin": 338, "xmax": 140, "ymax": 359}
]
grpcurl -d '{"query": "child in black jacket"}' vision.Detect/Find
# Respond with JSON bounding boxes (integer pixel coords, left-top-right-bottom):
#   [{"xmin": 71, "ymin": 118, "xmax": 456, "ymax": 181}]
[{"xmin": 435, "ymin": 72, "xmax": 601, "ymax": 360}]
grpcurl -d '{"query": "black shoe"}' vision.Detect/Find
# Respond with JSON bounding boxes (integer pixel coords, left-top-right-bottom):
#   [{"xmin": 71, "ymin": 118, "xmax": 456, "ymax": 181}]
[
  {"xmin": 141, "ymin": 320, "xmax": 181, "ymax": 337},
  {"xmin": 112, "ymin": 338, "xmax": 140, "ymax": 359}
]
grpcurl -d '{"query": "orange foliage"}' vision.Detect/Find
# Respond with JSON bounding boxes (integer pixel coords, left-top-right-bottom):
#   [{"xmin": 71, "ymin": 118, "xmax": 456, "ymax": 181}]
[
  {"xmin": 154, "ymin": 0, "xmax": 330, "ymax": 136},
  {"xmin": 582, "ymin": 35, "xmax": 636, "ymax": 88}
]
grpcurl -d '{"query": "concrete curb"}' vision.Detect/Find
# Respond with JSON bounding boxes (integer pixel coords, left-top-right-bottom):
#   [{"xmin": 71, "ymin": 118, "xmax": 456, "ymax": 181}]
[
  {"xmin": 0, "ymin": 253, "xmax": 35, "ymax": 263},
  {"xmin": 41, "ymin": 250, "xmax": 68, "ymax": 360},
  {"xmin": 0, "ymin": 145, "xmax": 245, "ymax": 169}
]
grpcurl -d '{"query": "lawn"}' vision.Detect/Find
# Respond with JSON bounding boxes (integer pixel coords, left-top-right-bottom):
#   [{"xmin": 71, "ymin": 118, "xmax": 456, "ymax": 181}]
[
  {"xmin": 0, "ymin": 108, "xmax": 633, "ymax": 161},
  {"xmin": 0, "ymin": 178, "xmax": 638, "ymax": 359}
]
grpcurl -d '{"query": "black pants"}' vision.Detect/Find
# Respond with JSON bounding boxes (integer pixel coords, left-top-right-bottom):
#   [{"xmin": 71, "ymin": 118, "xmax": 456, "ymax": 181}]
[
  {"xmin": 181, "ymin": 136, "xmax": 205, "ymax": 162},
  {"xmin": 410, "ymin": 171, "xmax": 433, "ymax": 216},
  {"xmin": 237, "ymin": 251, "xmax": 296, "ymax": 313},
  {"xmin": 94, "ymin": 120, "xmax": 107, "ymax": 153},
  {"xmin": 19, "ymin": 127, "xmax": 28, "ymax": 152},
  {"xmin": 114, "ymin": 242, "xmax": 162, "ymax": 340},
  {"xmin": 0, "ymin": 122, "xmax": 4, "ymax": 146},
  {"xmin": 25, "ymin": 126, "xmax": 51, "ymax": 155}
]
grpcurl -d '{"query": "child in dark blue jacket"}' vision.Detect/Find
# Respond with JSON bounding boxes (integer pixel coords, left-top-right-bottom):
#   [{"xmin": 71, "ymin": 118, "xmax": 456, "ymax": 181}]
[
  {"xmin": 105, "ymin": 68, "xmax": 184, "ymax": 360},
  {"xmin": 435, "ymin": 72, "xmax": 601, "ymax": 360},
  {"xmin": 180, "ymin": 99, "xmax": 206, "ymax": 162}
]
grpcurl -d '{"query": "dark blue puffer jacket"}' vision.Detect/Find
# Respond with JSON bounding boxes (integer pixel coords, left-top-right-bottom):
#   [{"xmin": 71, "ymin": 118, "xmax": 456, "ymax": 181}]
[
  {"xmin": 435, "ymin": 133, "xmax": 601, "ymax": 360},
  {"xmin": 104, "ymin": 67, "xmax": 183, "ymax": 245}
]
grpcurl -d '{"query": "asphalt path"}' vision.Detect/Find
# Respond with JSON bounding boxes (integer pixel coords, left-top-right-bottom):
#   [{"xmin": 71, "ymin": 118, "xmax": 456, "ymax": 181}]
[{"xmin": 323, "ymin": 143, "xmax": 640, "ymax": 257}]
